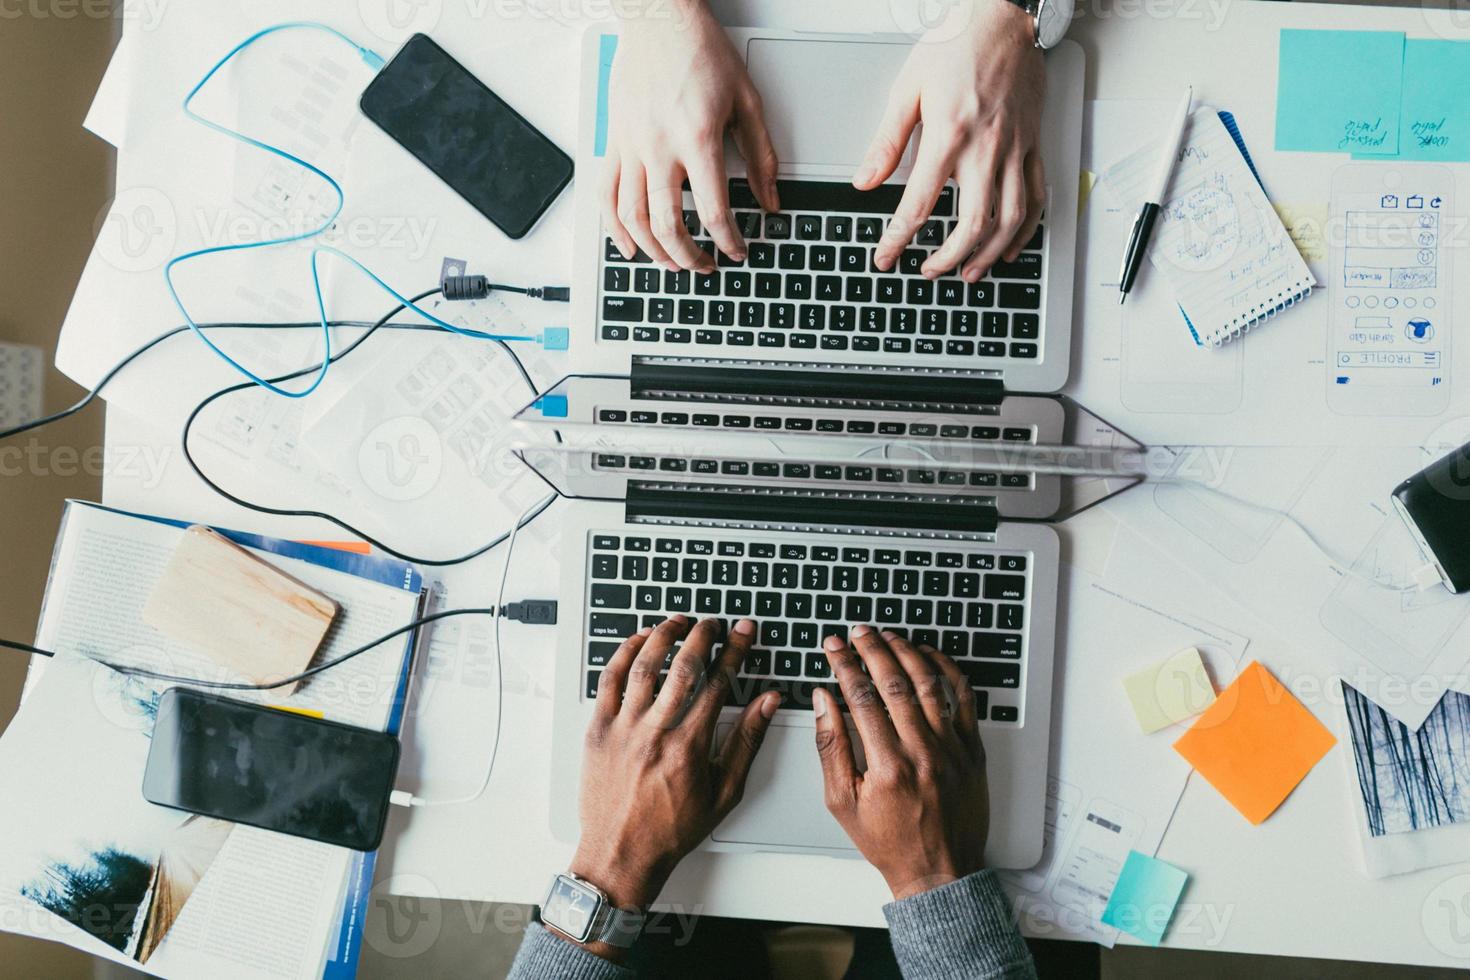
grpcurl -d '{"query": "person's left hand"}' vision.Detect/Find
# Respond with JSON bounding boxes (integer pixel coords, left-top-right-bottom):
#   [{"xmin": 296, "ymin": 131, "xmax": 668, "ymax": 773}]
[
  {"xmin": 565, "ymin": 615, "xmax": 780, "ymax": 958},
  {"xmin": 856, "ymin": 0, "xmax": 1047, "ymax": 282}
]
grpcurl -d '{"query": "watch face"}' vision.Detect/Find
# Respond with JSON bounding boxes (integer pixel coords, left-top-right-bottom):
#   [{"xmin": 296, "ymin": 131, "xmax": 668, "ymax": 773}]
[
  {"xmin": 544, "ymin": 876, "xmax": 601, "ymax": 942},
  {"xmin": 1036, "ymin": 0, "xmax": 1074, "ymax": 48}
]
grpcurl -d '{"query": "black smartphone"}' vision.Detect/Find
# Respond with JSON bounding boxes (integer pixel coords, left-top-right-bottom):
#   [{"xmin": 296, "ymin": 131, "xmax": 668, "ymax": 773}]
[
  {"xmin": 142, "ymin": 689, "xmax": 400, "ymax": 851},
  {"xmin": 359, "ymin": 33, "xmax": 573, "ymax": 239},
  {"xmin": 1393, "ymin": 441, "xmax": 1470, "ymax": 594}
]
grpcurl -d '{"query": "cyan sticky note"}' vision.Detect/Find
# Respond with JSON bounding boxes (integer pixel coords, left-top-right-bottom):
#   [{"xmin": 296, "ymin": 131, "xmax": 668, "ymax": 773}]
[
  {"xmin": 1276, "ymin": 29, "xmax": 1404, "ymax": 155},
  {"xmin": 594, "ymin": 34, "xmax": 618, "ymax": 158},
  {"xmin": 1101, "ymin": 851, "xmax": 1189, "ymax": 946},
  {"xmin": 1396, "ymin": 39, "xmax": 1470, "ymax": 162}
]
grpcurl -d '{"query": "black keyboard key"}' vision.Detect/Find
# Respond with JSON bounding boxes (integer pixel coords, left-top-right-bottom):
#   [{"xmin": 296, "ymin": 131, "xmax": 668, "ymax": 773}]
[
  {"xmin": 696, "ymin": 589, "xmax": 722, "ymax": 614},
  {"xmin": 749, "ymin": 242, "xmax": 775, "ymax": 268},
  {"xmin": 764, "ymin": 213, "xmax": 792, "ymax": 239},
  {"xmin": 1000, "ymin": 283, "xmax": 1041, "ymax": 309},
  {"xmin": 862, "ymin": 568, "xmax": 890, "ymax": 593},
  {"xmin": 652, "ymin": 557, "xmax": 679, "ymax": 582},
  {"xmin": 592, "ymin": 554, "xmax": 619, "ymax": 579},
  {"xmin": 992, "ymin": 253, "xmax": 1042, "ymax": 280},
  {"xmin": 795, "ymin": 215, "xmax": 823, "ymax": 240},
  {"xmin": 589, "ymin": 641, "xmax": 619, "ymax": 666},
  {"xmin": 967, "ymin": 602, "xmax": 995, "ymax": 629},
  {"xmin": 810, "ymin": 245, "xmax": 837, "ymax": 271},
  {"xmin": 1011, "ymin": 342, "xmax": 1038, "ymax": 358},
  {"xmin": 667, "ymin": 588, "xmax": 693, "ymax": 613},
  {"xmin": 840, "ymin": 247, "xmax": 867, "ymax": 272},
  {"xmin": 587, "ymin": 671, "xmax": 601, "ymax": 698},
  {"xmin": 775, "ymin": 651, "xmax": 803, "ymax": 677},
  {"xmin": 682, "ymin": 558, "xmax": 710, "ymax": 583},
  {"xmin": 779, "ymin": 243, "xmax": 806, "ymax": 269},
  {"xmin": 757, "ymin": 592, "xmax": 783, "ymax": 617},
  {"xmin": 591, "ymin": 584, "xmax": 632, "ymax": 608},
  {"xmin": 602, "ymin": 325, "xmax": 630, "ymax": 341},
  {"xmin": 635, "ymin": 586, "xmax": 662, "ymax": 610},
  {"xmin": 791, "ymin": 622, "xmax": 819, "ymax": 648},
  {"xmin": 856, "ymin": 217, "xmax": 883, "ymax": 242},
  {"xmin": 845, "ymin": 595, "xmax": 873, "ymax": 621},
  {"xmin": 761, "ymin": 622, "xmax": 790, "ymax": 648},
  {"xmin": 875, "ymin": 596, "xmax": 903, "ymax": 623},
  {"xmin": 589, "ymin": 612, "xmax": 638, "ymax": 638},
  {"xmin": 984, "ymin": 574, "xmax": 1027, "ymax": 601},
  {"xmin": 750, "ymin": 543, "xmax": 776, "ymax": 558},
  {"xmin": 940, "ymin": 631, "xmax": 969, "ymax": 658},
  {"xmin": 991, "ymin": 705, "xmax": 1019, "ymax": 722},
  {"xmin": 743, "ymin": 648, "xmax": 771, "ymax": 675},
  {"xmin": 998, "ymin": 604, "xmax": 1025, "ymax": 630},
  {"xmin": 961, "ymin": 661, "xmax": 1020, "ymax": 689},
  {"xmin": 805, "ymin": 652, "xmax": 831, "ymax": 678},
  {"xmin": 621, "ymin": 556, "xmax": 649, "ymax": 580},
  {"xmin": 973, "ymin": 632, "xmax": 1022, "ymax": 658},
  {"xmin": 605, "ymin": 266, "xmax": 630, "ymax": 292}
]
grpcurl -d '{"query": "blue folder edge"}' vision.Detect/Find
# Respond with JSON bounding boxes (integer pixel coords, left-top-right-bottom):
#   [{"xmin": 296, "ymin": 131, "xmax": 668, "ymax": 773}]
[
  {"xmin": 63, "ymin": 501, "xmax": 423, "ymax": 980},
  {"xmin": 1179, "ymin": 111, "xmax": 1272, "ymax": 346}
]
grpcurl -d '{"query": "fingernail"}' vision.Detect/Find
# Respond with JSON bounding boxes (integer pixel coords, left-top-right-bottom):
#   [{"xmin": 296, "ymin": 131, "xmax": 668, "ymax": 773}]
[
  {"xmin": 761, "ymin": 693, "xmax": 781, "ymax": 718},
  {"xmin": 734, "ymin": 618, "xmax": 755, "ymax": 636},
  {"xmin": 619, "ymin": 243, "xmax": 634, "ymax": 260},
  {"xmin": 669, "ymin": 614, "xmax": 688, "ymax": 624},
  {"xmin": 919, "ymin": 644, "xmax": 938, "ymax": 653},
  {"xmin": 813, "ymin": 688, "xmax": 829, "ymax": 718},
  {"xmin": 853, "ymin": 166, "xmax": 873, "ymax": 186},
  {"xmin": 823, "ymin": 634, "xmax": 845, "ymax": 651},
  {"xmin": 881, "ymin": 629, "xmax": 899, "ymax": 641},
  {"xmin": 851, "ymin": 623, "xmax": 872, "ymax": 638},
  {"xmin": 639, "ymin": 626, "xmax": 653, "ymax": 636}
]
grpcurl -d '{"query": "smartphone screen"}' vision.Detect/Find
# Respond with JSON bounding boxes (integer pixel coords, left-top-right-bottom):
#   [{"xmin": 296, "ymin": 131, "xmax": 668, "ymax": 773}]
[
  {"xmin": 143, "ymin": 689, "xmax": 400, "ymax": 851},
  {"xmin": 359, "ymin": 33, "xmax": 573, "ymax": 239}
]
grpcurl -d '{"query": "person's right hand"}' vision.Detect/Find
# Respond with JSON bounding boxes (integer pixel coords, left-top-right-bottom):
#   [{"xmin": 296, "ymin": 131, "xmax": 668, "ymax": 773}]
[
  {"xmin": 602, "ymin": 5, "xmax": 781, "ymax": 274},
  {"xmin": 814, "ymin": 625, "xmax": 990, "ymax": 900}
]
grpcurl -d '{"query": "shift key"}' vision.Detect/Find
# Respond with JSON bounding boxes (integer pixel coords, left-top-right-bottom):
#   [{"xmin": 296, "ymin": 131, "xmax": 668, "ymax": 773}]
[
  {"xmin": 961, "ymin": 661, "xmax": 1020, "ymax": 689},
  {"xmin": 983, "ymin": 574, "xmax": 1026, "ymax": 601},
  {"xmin": 589, "ymin": 612, "xmax": 639, "ymax": 638},
  {"xmin": 603, "ymin": 297, "xmax": 644, "ymax": 321},
  {"xmin": 591, "ymin": 584, "xmax": 633, "ymax": 608}
]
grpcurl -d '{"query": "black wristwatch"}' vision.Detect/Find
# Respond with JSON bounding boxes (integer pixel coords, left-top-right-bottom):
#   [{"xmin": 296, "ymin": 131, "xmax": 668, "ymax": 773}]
[
  {"xmin": 541, "ymin": 872, "xmax": 646, "ymax": 948},
  {"xmin": 1004, "ymin": 0, "xmax": 1075, "ymax": 49}
]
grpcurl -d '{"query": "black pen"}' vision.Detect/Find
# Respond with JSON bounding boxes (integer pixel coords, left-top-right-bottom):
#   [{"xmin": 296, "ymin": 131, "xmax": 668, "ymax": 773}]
[{"xmin": 1118, "ymin": 86, "xmax": 1193, "ymax": 304}]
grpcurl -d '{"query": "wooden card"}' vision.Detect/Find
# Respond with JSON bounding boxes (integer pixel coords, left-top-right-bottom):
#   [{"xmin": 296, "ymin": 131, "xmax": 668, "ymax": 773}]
[{"xmin": 143, "ymin": 526, "xmax": 338, "ymax": 695}]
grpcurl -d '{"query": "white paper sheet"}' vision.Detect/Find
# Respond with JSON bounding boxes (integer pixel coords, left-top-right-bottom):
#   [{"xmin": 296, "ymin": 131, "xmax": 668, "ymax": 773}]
[{"xmin": 1000, "ymin": 532, "xmax": 1249, "ymax": 945}]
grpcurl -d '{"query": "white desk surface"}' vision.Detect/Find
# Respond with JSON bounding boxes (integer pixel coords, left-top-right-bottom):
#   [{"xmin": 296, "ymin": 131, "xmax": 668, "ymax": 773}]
[{"xmin": 96, "ymin": 0, "xmax": 1470, "ymax": 969}]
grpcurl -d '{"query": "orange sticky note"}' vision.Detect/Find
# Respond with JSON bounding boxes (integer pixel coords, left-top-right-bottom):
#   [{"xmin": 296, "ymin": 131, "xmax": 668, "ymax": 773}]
[{"xmin": 1172, "ymin": 661, "xmax": 1335, "ymax": 825}]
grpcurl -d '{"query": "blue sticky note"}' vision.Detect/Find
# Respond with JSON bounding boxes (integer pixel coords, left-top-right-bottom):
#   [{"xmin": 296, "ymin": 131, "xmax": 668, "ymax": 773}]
[
  {"xmin": 1100, "ymin": 851, "xmax": 1189, "ymax": 946},
  {"xmin": 1395, "ymin": 39, "xmax": 1470, "ymax": 162},
  {"xmin": 594, "ymin": 34, "xmax": 618, "ymax": 158},
  {"xmin": 1276, "ymin": 29, "xmax": 1404, "ymax": 155}
]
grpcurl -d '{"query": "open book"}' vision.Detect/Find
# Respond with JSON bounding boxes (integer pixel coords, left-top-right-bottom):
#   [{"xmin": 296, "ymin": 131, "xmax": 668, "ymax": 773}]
[{"xmin": 0, "ymin": 501, "xmax": 424, "ymax": 979}]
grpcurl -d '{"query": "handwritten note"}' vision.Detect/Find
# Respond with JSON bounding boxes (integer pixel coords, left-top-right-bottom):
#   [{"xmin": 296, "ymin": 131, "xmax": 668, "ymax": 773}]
[
  {"xmin": 1103, "ymin": 109, "xmax": 1316, "ymax": 346},
  {"xmin": 1394, "ymin": 39, "xmax": 1470, "ymax": 162},
  {"xmin": 1275, "ymin": 29, "xmax": 1404, "ymax": 156}
]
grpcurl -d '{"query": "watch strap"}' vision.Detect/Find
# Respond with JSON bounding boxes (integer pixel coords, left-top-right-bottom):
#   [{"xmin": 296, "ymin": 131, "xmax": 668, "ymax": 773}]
[
  {"xmin": 594, "ymin": 904, "xmax": 645, "ymax": 948},
  {"xmin": 1001, "ymin": 0, "xmax": 1045, "ymax": 47}
]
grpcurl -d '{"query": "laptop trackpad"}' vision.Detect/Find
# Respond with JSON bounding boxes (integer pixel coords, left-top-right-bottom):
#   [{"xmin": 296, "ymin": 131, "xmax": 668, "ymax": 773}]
[
  {"xmin": 712, "ymin": 722, "xmax": 860, "ymax": 851},
  {"xmin": 743, "ymin": 39, "xmax": 912, "ymax": 171}
]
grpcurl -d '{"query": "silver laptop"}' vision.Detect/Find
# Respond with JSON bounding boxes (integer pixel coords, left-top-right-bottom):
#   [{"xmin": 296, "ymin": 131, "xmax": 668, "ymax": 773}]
[
  {"xmin": 570, "ymin": 27, "xmax": 1085, "ymax": 393},
  {"xmin": 544, "ymin": 25, "xmax": 1086, "ymax": 869}
]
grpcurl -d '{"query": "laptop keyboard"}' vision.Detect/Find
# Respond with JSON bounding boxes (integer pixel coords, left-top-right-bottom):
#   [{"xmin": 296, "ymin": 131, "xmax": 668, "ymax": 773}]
[
  {"xmin": 599, "ymin": 178, "xmax": 1045, "ymax": 360},
  {"xmin": 591, "ymin": 453, "xmax": 1032, "ymax": 491},
  {"xmin": 582, "ymin": 531, "xmax": 1030, "ymax": 724}
]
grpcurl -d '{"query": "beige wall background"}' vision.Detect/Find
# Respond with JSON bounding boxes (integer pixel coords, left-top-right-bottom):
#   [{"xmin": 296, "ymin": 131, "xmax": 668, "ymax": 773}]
[{"xmin": 0, "ymin": 4, "xmax": 119, "ymax": 977}]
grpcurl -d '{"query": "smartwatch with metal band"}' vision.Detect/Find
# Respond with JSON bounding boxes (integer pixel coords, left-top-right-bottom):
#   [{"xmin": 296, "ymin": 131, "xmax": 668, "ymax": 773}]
[
  {"xmin": 541, "ymin": 872, "xmax": 646, "ymax": 949},
  {"xmin": 1004, "ymin": 0, "xmax": 1076, "ymax": 49}
]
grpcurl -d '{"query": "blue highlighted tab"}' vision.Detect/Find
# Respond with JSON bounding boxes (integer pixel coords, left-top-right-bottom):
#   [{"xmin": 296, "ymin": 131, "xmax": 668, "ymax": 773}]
[
  {"xmin": 535, "ymin": 394, "xmax": 569, "ymax": 418},
  {"xmin": 594, "ymin": 34, "xmax": 618, "ymax": 158},
  {"xmin": 1275, "ymin": 29, "xmax": 1404, "ymax": 155}
]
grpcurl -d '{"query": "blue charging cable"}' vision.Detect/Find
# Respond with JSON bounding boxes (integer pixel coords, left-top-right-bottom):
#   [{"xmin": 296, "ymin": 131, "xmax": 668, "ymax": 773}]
[{"xmin": 164, "ymin": 21, "xmax": 567, "ymax": 398}]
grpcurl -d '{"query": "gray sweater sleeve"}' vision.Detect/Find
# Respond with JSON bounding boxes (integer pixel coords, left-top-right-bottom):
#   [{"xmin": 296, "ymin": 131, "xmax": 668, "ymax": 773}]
[
  {"xmin": 506, "ymin": 923, "xmax": 636, "ymax": 980},
  {"xmin": 882, "ymin": 870, "xmax": 1037, "ymax": 980},
  {"xmin": 507, "ymin": 870, "xmax": 1033, "ymax": 980}
]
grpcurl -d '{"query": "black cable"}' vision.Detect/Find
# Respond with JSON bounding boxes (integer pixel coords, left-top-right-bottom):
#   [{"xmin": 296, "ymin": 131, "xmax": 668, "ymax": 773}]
[
  {"xmin": 3, "ymin": 607, "xmax": 493, "ymax": 691},
  {"xmin": 177, "ymin": 288, "xmax": 560, "ymax": 566}
]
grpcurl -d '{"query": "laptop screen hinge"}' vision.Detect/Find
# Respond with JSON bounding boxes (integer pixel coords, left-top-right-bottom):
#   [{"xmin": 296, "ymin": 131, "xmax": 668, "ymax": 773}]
[
  {"xmin": 625, "ymin": 482, "xmax": 1001, "ymax": 537},
  {"xmin": 629, "ymin": 357, "xmax": 1006, "ymax": 409}
]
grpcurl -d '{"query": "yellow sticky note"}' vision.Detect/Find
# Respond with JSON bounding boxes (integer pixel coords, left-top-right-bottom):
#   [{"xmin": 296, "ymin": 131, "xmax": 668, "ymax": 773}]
[
  {"xmin": 1172, "ymin": 661, "xmax": 1336, "ymax": 825},
  {"xmin": 1272, "ymin": 202, "xmax": 1329, "ymax": 263},
  {"xmin": 1079, "ymin": 170, "xmax": 1097, "ymax": 217},
  {"xmin": 1122, "ymin": 647, "xmax": 1216, "ymax": 733}
]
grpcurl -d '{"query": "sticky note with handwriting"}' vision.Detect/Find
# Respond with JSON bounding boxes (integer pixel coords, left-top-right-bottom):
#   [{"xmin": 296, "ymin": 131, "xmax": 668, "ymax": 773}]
[
  {"xmin": 1276, "ymin": 29, "xmax": 1404, "ymax": 155},
  {"xmin": 1395, "ymin": 39, "xmax": 1470, "ymax": 162},
  {"xmin": 1172, "ymin": 661, "xmax": 1336, "ymax": 825}
]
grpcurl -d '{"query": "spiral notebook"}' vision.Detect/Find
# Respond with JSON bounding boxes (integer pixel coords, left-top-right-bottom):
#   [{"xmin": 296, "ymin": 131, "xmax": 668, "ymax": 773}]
[{"xmin": 1103, "ymin": 108, "xmax": 1316, "ymax": 346}]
